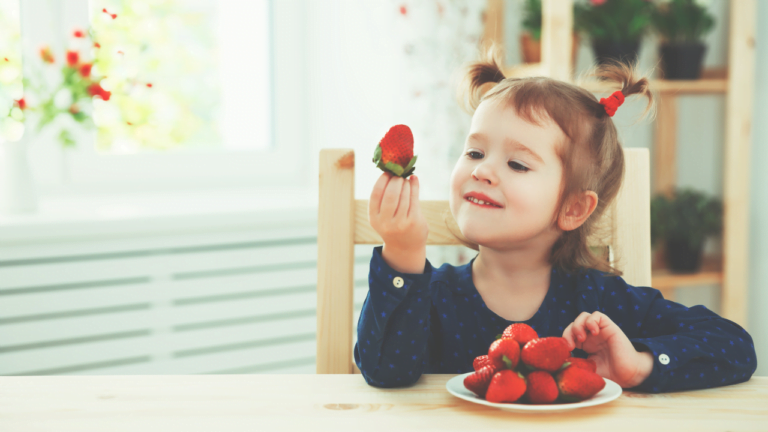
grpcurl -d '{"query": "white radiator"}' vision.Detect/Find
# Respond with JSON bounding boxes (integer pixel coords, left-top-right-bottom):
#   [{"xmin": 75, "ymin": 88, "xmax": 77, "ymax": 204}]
[{"xmin": 0, "ymin": 215, "xmax": 372, "ymax": 376}]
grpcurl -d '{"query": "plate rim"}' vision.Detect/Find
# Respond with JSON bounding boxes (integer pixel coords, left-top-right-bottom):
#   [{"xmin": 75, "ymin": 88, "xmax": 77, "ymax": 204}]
[{"xmin": 446, "ymin": 371, "xmax": 622, "ymax": 412}]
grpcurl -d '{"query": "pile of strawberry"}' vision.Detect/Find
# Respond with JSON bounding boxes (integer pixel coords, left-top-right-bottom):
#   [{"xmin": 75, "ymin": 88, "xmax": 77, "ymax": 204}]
[{"xmin": 464, "ymin": 323, "xmax": 605, "ymax": 404}]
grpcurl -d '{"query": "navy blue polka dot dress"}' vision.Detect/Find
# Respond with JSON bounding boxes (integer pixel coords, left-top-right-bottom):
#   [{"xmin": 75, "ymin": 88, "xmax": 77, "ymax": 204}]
[{"xmin": 354, "ymin": 246, "xmax": 757, "ymax": 393}]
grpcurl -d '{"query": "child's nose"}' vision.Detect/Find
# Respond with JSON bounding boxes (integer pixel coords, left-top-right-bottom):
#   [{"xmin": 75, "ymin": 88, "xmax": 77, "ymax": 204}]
[{"xmin": 471, "ymin": 161, "xmax": 498, "ymax": 185}]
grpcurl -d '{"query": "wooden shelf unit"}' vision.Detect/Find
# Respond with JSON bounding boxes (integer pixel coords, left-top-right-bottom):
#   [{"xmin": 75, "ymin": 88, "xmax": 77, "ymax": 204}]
[{"xmin": 485, "ymin": 0, "xmax": 755, "ymax": 327}]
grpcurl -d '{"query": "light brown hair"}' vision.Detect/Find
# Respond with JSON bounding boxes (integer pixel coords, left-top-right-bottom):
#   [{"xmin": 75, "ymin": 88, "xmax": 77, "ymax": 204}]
[{"xmin": 452, "ymin": 44, "xmax": 653, "ymax": 276}]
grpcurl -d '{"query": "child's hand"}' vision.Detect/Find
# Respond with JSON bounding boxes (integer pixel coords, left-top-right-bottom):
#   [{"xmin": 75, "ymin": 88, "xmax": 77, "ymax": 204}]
[
  {"xmin": 562, "ymin": 311, "xmax": 654, "ymax": 389},
  {"xmin": 369, "ymin": 172, "xmax": 429, "ymax": 252}
]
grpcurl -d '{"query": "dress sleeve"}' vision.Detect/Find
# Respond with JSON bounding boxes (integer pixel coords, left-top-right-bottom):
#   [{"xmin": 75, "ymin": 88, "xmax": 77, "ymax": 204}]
[
  {"xmin": 354, "ymin": 246, "xmax": 435, "ymax": 388},
  {"xmin": 598, "ymin": 275, "xmax": 757, "ymax": 393}
]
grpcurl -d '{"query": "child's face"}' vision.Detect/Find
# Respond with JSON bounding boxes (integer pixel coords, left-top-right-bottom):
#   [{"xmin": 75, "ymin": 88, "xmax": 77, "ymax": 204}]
[{"xmin": 449, "ymin": 98, "xmax": 566, "ymax": 250}]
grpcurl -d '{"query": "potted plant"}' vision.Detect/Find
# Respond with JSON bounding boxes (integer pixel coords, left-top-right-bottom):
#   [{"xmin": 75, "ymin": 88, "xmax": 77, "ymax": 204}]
[
  {"xmin": 651, "ymin": 0, "xmax": 715, "ymax": 80},
  {"xmin": 519, "ymin": 0, "xmax": 580, "ymax": 65},
  {"xmin": 574, "ymin": 0, "xmax": 653, "ymax": 66},
  {"xmin": 650, "ymin": 188, "xmax": 723, "ymax": 273}
]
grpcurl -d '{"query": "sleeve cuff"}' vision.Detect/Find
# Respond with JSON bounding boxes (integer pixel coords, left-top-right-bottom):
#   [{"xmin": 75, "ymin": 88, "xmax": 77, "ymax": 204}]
[
  {"xmin": 628, "ymin": 339, "xmax": 672, "ymax": 393},
  {"xmin": 370, "ymin": 246, "xmax": 434, "ymax": 301}
]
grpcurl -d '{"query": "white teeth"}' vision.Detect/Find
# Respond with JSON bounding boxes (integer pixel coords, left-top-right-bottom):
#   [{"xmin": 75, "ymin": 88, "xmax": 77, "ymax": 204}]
[{"xmin": 467, "ymin": 197, "xmax": 498, "ymax": 207}]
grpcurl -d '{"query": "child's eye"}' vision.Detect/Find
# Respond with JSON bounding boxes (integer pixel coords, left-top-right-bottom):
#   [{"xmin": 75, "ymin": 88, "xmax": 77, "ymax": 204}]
[
  {"xmin": 509, "ymin": 161, "xmax": 530, "ymax": 173},
  {"xmin": 466, "ymin": 150, "xmax": 483, "ymax": 159}
]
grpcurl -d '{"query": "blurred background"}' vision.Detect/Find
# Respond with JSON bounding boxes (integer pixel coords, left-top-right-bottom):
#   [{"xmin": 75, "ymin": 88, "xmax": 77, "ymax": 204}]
[{"xmin": 0, "ymin": 0, "xmax": 765, "ymax": 377}]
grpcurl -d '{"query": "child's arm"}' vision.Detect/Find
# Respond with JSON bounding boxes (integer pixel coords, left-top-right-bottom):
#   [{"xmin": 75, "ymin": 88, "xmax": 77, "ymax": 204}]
[
  {"xmin": 354, "ymin": 172, "xmax": 433, "ymax": 387},
  {"xmin": 354, "ymin": 245, "xmax": 434, "ymax": 387},
  {"xmin": 598, "ymin": 274, "xmax": 757, "ymax": 393}
]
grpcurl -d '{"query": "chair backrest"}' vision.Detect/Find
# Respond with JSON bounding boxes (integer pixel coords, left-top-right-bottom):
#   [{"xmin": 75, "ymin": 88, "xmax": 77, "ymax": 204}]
[{"xmin": 316, "ymin": 147, "xmax": 650, "ymax": 374}]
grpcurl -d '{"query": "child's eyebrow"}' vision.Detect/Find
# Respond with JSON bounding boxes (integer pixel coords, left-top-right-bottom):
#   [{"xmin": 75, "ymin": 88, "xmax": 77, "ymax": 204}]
[{"xmin": 467, "ymin": 132, "xmax": 544, "ymax": 164}]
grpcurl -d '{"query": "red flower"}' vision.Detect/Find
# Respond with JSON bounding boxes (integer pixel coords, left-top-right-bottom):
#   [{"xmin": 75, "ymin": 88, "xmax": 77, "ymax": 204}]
[
  {"xmin": 40, "ymin": 46, "xmax": 55, "ymax": 63},
  {"xmin": 15, "ymin": 98, "xmax": 26, "ymax": 110},
  {"xmin": 66, "ymin": 50, "xmax": 79, "ymax": 66},
  {"xmin": 94, "ymin": 42, "xmax": 101, "ymax": 48},
  {"xmin": 3, "ymin": 57, "xmax": 8, "ymax": 61},
  {"xmin": 73, "ymin": 28, "xmax": 85, "ymax": 38},
  {"xmin": 79, "ymin": 63, "xmax": 92, "ymax": 77},
  {"xmin": 87, "ymin": 82, "xmax": 111, "ymax": 101},
  {"xmin": 146, "ymin": 83, "xmax": 153, "ymax": 88},
  {"xmin": 103, "ymin": 8, "xmax": 117, "ymax": 19},
  {"xmin": 590, "ymin": 0, "xmax": 607, "ymax": 5},
  {"xmin": 399, "ymin": 5, "xmax": 406, "ymax": 15}
]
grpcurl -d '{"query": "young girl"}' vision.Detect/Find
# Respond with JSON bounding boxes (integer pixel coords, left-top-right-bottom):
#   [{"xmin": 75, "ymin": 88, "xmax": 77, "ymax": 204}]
[{"xmin": 355, "ymin": 47, "xmax": 757, "ymax": 393}]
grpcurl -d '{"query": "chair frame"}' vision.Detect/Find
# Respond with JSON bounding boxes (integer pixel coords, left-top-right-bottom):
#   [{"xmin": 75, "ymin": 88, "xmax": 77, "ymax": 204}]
[{"xmin": 316, "ymin": 148, "xmax": 650, "ymax": 374}]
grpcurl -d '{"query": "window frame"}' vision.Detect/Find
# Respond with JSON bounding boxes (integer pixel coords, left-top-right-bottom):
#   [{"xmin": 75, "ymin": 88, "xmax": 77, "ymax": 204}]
[{"xmin": 19, "ymin": 0, "xmax": 310, "ymax": 195}]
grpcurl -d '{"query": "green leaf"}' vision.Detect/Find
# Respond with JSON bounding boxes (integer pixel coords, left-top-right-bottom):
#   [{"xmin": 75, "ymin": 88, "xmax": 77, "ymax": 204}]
[
  {"xmin": 502, "ymin": 355, "xmax": 513, "ymax": 369},
  {"xmin": 558, "ymin": 362, "xmax": 571, "ymax": 371},
  {"xmin": 383, "ymin": 161, "xmax": 404, "ymax": 177},
  {"xmin": 495, "ymin": 334, "xmax": 503, "ymax": 340},
  {"xmin": 402, "ymin": 155, "xmax": 418, "ymax": 176},
  {"xmin": 372, "ymin": 145, "xmax": 382, "ymax": 164}
]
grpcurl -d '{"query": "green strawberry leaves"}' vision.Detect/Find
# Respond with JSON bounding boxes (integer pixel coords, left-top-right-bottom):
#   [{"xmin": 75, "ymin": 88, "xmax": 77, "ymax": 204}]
[
  {"xmin": 502, "ymin": 355, "xmax": 513, "ymax": 369},
  {"xmin": 372, "ymin": 143, "xmax": 417, "ymax": 178}
]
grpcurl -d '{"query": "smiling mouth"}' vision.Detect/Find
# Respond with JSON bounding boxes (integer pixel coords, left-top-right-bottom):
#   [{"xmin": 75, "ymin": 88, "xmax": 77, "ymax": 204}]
[{"xmin": 465, "ymin": 197, "xmax": 502, "ymax": 208}]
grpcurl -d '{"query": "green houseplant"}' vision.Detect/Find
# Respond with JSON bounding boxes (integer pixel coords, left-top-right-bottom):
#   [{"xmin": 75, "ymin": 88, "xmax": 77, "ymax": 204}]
[
  {"xmin": 650, "ymin": 188, "xmax": 723, "ymax": 272},
  {"xmin": 651, "ymin": 0, "xmax": 715, "ymax": 79},
  {"xmin": 574, "ymin": 0, "xmax": 653, "ymax": 66}
]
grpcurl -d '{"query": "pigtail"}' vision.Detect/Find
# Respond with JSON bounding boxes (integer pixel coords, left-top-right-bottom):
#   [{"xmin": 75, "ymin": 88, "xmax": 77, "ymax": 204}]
[
  {"xmin": 456, "ymin": 43, "xmax": 507, "ymax": 114},
  {"xmin": 592, "ymin": 61, "xmax": 655, "ymax": 119}
]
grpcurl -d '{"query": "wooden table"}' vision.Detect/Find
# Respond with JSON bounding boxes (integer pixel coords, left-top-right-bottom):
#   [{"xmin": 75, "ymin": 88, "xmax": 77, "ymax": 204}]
[{"xmin": 1, "ymin": 375, "xmax": 767, "ymax": 431}]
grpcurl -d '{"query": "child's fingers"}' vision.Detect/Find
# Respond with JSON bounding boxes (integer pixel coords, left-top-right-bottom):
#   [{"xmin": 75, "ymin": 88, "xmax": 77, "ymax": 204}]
[
  {"xmin": 571, "ymin": 312, "xmax": 592, "ymax": 342},
  {"xmin": 380, "ymin": 175, "xmax": 404, "ymax": 219},
  {"xmin": 408, "ymin": 175, "xmax": 420, "ymax": 218},
  {"xmin": 369, "ymin": 172, "xmax": 391, "ymax": 217},
  {"xmin": 562, "ymin": 322, "xmax": 578, "ymax": 351},
  {"xmin": 585, "ymin": 314, "xmax": 601, "ymax": 337},
  {"xmin": 394, "ymin": 176, "xmax": 411, "ymax": 221}
]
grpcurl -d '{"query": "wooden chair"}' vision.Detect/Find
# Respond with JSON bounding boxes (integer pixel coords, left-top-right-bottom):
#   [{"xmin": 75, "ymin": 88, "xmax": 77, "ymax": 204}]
[{"xmin": 316, "ymin": 147, "xmax": 651, "ymax": 374}]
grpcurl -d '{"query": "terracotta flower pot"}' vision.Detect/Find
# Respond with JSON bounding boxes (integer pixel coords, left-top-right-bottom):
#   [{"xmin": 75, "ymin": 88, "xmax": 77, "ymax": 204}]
[{"xmin": 520, "ymin": 32, "xmax": 580, "ymax": 66}]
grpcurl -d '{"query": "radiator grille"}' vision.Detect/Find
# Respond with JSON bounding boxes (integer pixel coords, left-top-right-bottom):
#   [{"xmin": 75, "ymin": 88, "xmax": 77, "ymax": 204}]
[{"xmin": 0, "ymin": 223, "xmax": 372, "ymax": 376}]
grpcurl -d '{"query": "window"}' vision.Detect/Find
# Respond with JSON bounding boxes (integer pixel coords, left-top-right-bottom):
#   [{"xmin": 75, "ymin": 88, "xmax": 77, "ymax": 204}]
[
  {"xmin": 12, "ymin": 0, "xmax": 309, "ymax": 195},
  {"xmin": 0, "ymin": 0, "xmax": 23, "ymax": 142}
]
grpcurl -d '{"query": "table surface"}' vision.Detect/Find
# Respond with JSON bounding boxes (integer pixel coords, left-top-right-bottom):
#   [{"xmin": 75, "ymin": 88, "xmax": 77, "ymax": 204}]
[{"xmin": 1, "ymin": 374, "xmax": 767, "ymax": 432}]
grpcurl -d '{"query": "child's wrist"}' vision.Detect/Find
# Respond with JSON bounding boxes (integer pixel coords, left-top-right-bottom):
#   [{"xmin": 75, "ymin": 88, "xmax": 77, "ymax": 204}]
[
  {"xmin": 627, "ymin": 351, "xmax": 654, "ymax": 388},
  {"xmin": 382, "ymin": 243, "xmax": 427, "ymax": 274}
]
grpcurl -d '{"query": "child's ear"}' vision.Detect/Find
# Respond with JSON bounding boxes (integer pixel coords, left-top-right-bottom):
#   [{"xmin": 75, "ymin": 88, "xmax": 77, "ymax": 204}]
[{"xmin": 557, "ymin": 191, "xmax": 599, "ymax": 232}]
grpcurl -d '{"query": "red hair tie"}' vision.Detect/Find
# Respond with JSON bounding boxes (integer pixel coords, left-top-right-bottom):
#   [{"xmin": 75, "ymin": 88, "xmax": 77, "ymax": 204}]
[{"xmin": 599, "ymin": 90, "xmax": 625, "ymax": 117}]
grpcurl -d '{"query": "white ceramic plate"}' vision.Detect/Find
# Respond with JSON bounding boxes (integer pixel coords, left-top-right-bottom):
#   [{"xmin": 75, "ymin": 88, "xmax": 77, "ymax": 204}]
[{"xmin": 446, "ymin": 372, "xmax": 622, "ymax": 413}]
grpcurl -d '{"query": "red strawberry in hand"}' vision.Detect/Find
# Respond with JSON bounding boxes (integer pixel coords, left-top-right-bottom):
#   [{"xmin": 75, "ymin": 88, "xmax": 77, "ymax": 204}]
[
  {"xmin": 485, "ymin": 370, "xmax": 527, "ymax": 403},
  {"xmin": 562, "ymin": 357, "xmax": 597, "ymax": 373},
  {"xmin": 373, "ymin": 124, "xmax": 417, "ymax": 178},
  {"xmin": 502, "ymin": 323, "xmax": 539, "ymax": 346},
  {"xmin": 473, "ymin": 354, "xmax": 503, "ymax": 372},
  {"xmin": 488, "ymin": 338, "xmax": 520, "ymax": 370},
  {"xmin": 524, "ymin": 371, "xmax": 559, "ymax": 404},
  {"xmin": 521, "ymin": 337, "xmax": 571, "ymax": 372},
  {"xmin": 463, "ymin": 365, "xmax": 497, "ymax": 398},
  {"xmin": 555, "ymin": 365, "xmax": 606, "ymax": 401}
]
